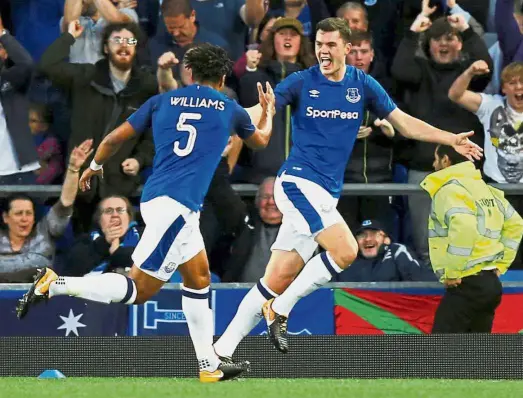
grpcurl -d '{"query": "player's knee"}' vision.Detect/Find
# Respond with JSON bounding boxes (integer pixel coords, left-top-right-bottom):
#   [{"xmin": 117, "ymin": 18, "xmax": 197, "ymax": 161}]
[
  {"xmin": 133, "ymin": 283, "xmax": 156, "ymax": 305},
  {"xmin": 264, "ymin": 272, "xmax": 293, "ymax": 295},
  {"xmin": 264, "ymin": 265, "xmax": 299, "ymax": 294},
  {"xmin": 329, "ymin": 240, "xmax": 358, "ymax": 269},
  {"xmin": 182, "ymin": 269, "xmax": 211, "ymax": 290}
]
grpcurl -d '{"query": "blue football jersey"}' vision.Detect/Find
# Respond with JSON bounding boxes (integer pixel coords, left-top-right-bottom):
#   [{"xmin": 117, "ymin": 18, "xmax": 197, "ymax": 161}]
[
  {"xmin": 275, "ymin": 65, "xmax": 397, "ymax": 197},
  {"xmin": 127, "ymin": 84, "xmax": 255, "ymax": 210}
]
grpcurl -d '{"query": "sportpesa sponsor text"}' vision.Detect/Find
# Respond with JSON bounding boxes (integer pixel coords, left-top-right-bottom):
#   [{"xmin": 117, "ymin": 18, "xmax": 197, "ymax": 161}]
[{"xmin": 305, "ymin": 106, "xmax": 359, "ymax": 119}]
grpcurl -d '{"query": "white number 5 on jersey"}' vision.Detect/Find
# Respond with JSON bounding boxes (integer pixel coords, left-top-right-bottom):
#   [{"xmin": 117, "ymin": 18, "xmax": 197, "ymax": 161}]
[{"xmin": 174, "ymin": 112, "xmax": 202, "ymax": 156}]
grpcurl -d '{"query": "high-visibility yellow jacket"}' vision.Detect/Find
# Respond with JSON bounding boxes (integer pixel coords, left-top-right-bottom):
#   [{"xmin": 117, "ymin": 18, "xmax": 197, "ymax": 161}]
[{"xmin": 420, "ymin": 162, "xmax": 523, "ymax": 281}]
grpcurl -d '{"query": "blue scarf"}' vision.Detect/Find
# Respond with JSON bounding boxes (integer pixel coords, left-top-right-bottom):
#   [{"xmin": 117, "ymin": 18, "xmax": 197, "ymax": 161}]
[{"xmin": 89, "ymin": 221, "xmax": 141, "ymax": 274}]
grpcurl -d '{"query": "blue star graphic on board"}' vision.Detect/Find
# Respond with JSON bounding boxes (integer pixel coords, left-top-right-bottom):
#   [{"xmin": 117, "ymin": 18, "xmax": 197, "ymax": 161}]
[{"xmin": 57, "ymin": 309, "xmax": 86, "ymax": 336}]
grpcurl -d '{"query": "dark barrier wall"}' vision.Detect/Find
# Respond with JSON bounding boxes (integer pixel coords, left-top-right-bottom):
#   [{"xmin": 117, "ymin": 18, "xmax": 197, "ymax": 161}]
[{"xmin": 1, "ymin": 335, "xmax": 523, "ymax": 379}]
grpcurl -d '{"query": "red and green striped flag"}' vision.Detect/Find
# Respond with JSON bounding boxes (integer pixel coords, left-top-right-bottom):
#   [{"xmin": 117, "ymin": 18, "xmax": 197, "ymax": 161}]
[{"xmin": 335, "ymin": 289, "xmax": 523, "ymax": 334}]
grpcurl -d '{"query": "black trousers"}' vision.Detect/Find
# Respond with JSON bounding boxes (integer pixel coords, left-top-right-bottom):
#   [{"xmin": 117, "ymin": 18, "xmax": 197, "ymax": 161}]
[{"xmin": 432, "ymin": 270, "xmax": 502, "ymax": 334}]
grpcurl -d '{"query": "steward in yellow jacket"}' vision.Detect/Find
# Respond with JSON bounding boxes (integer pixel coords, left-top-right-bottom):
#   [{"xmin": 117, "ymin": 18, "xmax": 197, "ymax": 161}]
[{"xmin": 421, "ymin": 145, "xmax": 523, "ymax": 333}]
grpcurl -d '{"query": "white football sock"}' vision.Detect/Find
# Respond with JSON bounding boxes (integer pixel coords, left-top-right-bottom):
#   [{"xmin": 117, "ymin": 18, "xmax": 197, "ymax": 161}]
[
  {"xmin": 182, "ymin": 285, "xmax": 219, "ymax": 372},
  {"xmin": 272, "ymin": 251, "xmax": 343, "ymax": 317},
  {"xmin": 49, "ymin": 273, "xmax": 137, "ymax": 304},
  {"xmin": 213, "ymin": 280, "xmax": 278, "ymax": 358}
]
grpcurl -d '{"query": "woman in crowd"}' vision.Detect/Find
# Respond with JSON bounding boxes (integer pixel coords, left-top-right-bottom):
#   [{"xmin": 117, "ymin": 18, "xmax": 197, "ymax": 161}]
[
  {"xmin": 235, "ymin": 17, "xmax": 316, "ymax": 184},
  {"xmin": 0, "ymin": 140, "xmax": 92, "ymax": 282}
]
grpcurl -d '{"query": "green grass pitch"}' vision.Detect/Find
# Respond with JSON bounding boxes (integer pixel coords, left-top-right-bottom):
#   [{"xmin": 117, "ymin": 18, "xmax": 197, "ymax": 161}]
[{"xmin": 2, "ymin": 378, "xmax": 523, "ymax": 398}]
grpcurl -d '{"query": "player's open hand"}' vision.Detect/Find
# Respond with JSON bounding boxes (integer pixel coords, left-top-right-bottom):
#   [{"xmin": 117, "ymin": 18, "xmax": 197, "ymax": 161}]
[
  {"xmin": 79, "ymin": 167, "xmax": 103, "ymax": 192},
  {"xmin": 452, "ymin": 131, "xmax": 483, "ymax": 161},
  {"xmin": 258, "ymin": 81, "xmax": 275, "ymax": 116},
  {"xmin": 158, "ymin": 52, "xmax": 179, "ymax": 69},
  {"xmin": 467, "ymin": 60, "xmax": 490, "ymax": 76}
]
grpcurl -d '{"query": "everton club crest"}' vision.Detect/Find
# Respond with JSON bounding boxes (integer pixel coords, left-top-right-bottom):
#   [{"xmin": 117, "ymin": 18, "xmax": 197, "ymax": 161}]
[{"xmin": 346, "ymin": 88, "xmax": 361, "ymax": 103}]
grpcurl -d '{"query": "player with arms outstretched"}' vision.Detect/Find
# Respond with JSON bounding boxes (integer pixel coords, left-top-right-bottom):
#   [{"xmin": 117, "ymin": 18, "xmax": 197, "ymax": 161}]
[
  {"xmin": 16, "ymin": 44, "xmax": 276, "ymax": 382},
  {"xmin": 212, "ymin": 17, "xmax": 483, "ymax": 358}
]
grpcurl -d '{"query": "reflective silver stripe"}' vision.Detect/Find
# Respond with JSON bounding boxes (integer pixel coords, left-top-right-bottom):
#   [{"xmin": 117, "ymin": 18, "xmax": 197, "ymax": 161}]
[
  {"xmin": 501, "ymin": 236, "xmax": 520, "ymax": 251},
  {"xmin": 476, "ymin": 205, "xmax": 501, "ymax": 239},
  {"xmin": 463, "ymin": 252, "xmax": 504, "ymax": 270},
  {"xmin": 430, "ymin": 201, "xmax": 449, "ymax": 237},
  {"xmin": 447, "ymin": 245, "xmax": 473, "ymax": 256},
  {"xmin": 428, "ymin": 229, "xmax": 440, "ymax": 238},
  {"xmin": 494, "ymin": 198, "xmax": 506, "ymax": 217},
  {"xmin": 494, "ymin": 197, "xmax": 515, "ymax": 220},
  {"xmin": 444, "ymin": 207, "xmax": 474, "ymax": 226},
  {"xmin": 484, "ymin": 229, "xmax": 501, "ymax": 239},
  {"xmin": 428, "ymin": 223, "xmax": 448, "ymax": 237}
]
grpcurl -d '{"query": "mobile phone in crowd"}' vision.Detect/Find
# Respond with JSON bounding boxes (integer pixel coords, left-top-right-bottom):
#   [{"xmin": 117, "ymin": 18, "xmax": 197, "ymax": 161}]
[{"xmin": 246, "ymin": 43, "xmax": 260, "ymax": 51}]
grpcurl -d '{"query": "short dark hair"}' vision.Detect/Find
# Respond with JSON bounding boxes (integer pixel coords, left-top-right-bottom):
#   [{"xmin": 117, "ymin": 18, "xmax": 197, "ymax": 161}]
[
  {"xmin": 316, "ymin": 17, "xmax": 352, "ymax": 43},
  {"xmin": 183, "ymin": 43, "xmax": 233, "ymax": 84},
  {"xmin": 100, "ymin": 22, "xmax": 143, "ymax": 55},
  {"xmin": 436, "ymin": 144, "xmax": 468, "ymax": 166},
  {"xmin": 349, "ymin": 30, "xmax": 373, "ymax": 48},
  {"xmin": 1, "ymin": 194, "xmax": 36, "ymax": 232},
  {"xmin": 426, "ymin": 17, "xmax": 461, "ymax": 42},
  {"xmin": 3, "ymin": 194, "xmax": 35, "ymax": 215},
  {"xmin": 161, "ymin": 0, "xmax": 193, "ymax": 18}
]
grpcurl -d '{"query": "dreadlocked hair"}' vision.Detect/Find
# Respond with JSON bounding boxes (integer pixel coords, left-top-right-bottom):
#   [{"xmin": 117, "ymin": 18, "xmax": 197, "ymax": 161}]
[{"xmin": 183, "ymin": 43, "xmax": 233, "ymax": 84}]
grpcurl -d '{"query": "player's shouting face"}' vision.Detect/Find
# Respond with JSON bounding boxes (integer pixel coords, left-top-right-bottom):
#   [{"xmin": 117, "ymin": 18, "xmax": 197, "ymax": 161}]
[{"xmin": 315, "ymin": 29, "xmax": 351, "ymax": 81}]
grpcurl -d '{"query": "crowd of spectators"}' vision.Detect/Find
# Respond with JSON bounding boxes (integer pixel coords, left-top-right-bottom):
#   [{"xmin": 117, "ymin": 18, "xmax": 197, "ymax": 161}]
[{"xmin": 0, "ymin": 0, "xmax": 522, "ymax": 283}]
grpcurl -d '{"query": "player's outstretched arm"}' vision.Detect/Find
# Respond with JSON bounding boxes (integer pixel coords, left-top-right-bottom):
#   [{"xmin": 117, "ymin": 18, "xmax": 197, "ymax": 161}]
[
  {"xmin": 448, "ymin": 60, "xmax": 488, "ymax": 113},
  {"xmin": 79, "ymin": 121, "xmax": 137, "ymax": 191},
  {"xmin": 386, "ymin": 108, "xmax": 483, "ymax": 162},
  {"xmin": 243, "ymin": 82, "xmax": 276, "ymax": 149}
]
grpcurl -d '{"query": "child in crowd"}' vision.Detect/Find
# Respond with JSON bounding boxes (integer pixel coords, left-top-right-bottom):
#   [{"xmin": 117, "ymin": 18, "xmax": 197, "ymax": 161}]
[{"xmin": 28, "ymin": 103, "xmax": 64, "ymax": 184}]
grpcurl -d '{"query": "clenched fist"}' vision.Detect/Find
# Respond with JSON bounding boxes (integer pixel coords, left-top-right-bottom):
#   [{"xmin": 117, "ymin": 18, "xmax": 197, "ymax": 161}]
[
  {"xmin": 467, "ymin": 60, "xmax": 490, "ymax": 76},
  {"xmin": 68, "ymin": 20, "xmax": 84, "ymax": 39},
  {"xmin": 158, "ymin": 52, "xmax": 179, "ymax": 70}
]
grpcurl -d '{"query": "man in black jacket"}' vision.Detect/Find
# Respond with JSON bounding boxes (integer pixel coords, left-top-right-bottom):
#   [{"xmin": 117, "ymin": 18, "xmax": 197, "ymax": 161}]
[
  {"xmin": 0, "ymin": 17, "xmax": 40, "ymax": 184},
  {"xmin": 391, "ymin": 13, "xmax": 492, "ymax": 263},
  {"xmin": 39, "ymin": 20, "xmax": 157, "ymax": 231},
  {"xmin": 337, "ymin": 219, "xmax": 436, "ymax": 281},
  {"xmin": 340, "ymin": 30, "xmax": 396, "ymax": 233}
]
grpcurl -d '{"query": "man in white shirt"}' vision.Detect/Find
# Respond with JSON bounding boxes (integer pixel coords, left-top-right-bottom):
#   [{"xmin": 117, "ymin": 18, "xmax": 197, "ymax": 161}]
[
  {"xmin": 61, "ymin": 0, "xmax": 139, "ymax": 64},
  {"xmin": 449, "ymin": 60, "xmax": 523, "ymax": 184}
]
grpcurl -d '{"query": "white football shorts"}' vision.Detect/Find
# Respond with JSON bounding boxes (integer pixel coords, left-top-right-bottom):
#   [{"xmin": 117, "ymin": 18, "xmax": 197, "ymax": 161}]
[
  {"xmin": 271, "ymin": 172, "xmax": 343, "ymax": 263},
  {"xmin": 132, "ymin": 196, "xmax": 204, "ymax": 281}
]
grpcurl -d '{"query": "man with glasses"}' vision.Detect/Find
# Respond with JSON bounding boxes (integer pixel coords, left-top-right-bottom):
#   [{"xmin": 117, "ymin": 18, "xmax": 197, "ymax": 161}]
[
  {"xmin": 63, "ymin": 195, "xmax": 142, "ymax": 276},
  {"xmin": 61, "ymin": 0, "xmax": 139, "ymax": 64},
  {"xmin": 39, "ymin": 21, "xmax": 157, "ymax": 233}
]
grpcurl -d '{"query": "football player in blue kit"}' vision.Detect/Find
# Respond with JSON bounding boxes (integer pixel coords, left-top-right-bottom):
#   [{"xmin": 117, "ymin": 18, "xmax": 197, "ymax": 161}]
[
  {"xmin": 16, "ymin": 44, "xmax": 276, "ymax": 383},
  {"xmin": 212, "ymin": 17, "xmax": 483, "ymax": 357}
]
